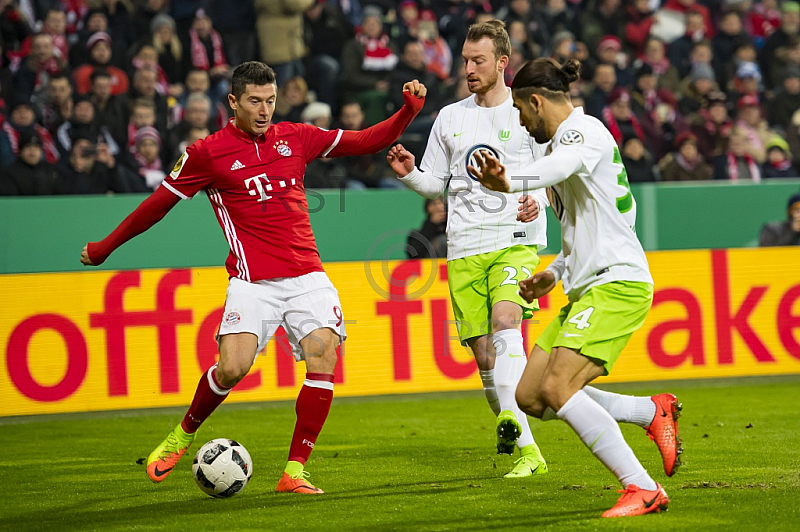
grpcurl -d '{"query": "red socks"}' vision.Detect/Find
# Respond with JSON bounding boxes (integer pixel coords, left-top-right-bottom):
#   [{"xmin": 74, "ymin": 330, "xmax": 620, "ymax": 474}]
[
  {"xmin": 181, "ymin": 364, "xmax": 231, "ymax": 434},
  {"xmin": 288, "ymin": 373, "xmax": 335, "ymax": 465}
]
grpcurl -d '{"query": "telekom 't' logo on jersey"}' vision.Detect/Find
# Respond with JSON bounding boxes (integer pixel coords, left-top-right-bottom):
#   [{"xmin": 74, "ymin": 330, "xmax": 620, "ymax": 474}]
[{"xmin": 244, "ymin": 173, "xmax": 297, "ymax": 202}]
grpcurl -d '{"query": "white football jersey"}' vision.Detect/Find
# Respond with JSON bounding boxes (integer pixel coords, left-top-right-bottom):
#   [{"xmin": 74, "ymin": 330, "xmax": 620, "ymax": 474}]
[
  {"xmin": 407, "ymin": 89, "xmax": 549, "ymax": 260},
  {"xmin": 541, "ymin": 107, "xmax": 653, "ymax": 298}
]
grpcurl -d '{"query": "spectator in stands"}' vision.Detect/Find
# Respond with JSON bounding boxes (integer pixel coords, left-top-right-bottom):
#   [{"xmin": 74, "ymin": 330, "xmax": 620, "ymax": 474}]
[
  {"xmin": 621, "ymin": 136, "xmax": 655, "ymax": 183},
  {"xmin": 174, "ymin": 69, "xmax": 226, "ymax": 131},
  {"xmin": 630, "ymin": 63, "xmax": 657, "ymax": 117},
  {"xmin": 255, "ymin": 0, "xmax": 313, "ymax": 87},
  {"xmin": 146, "ymin": 13, "xmax": 186, "ymax": 88},
  {"xmin": 301, "ymin": 101, "xmax": 332, "ymax": 129},
  {"xmin": 578, "ymin": 0, "xmax": 625, "ymax": 54},
  {"xmin": 133, "ymin": 0, "xmax": 168, "ymax": 39},
  {"xmin": 785, "ymin": 108, "xmax": 800, "ymax": 169},
  {"xmin": 602, "ymin": 87, "xmax": 646, "ymax": 147},
  {"xmin": 70, "ymin": 9, "xmax": 119, "ymax": 68},
  {"xmin": 767, "ymin": 67, "xmax": 800, "ymax": 132},
  {"xmin": 40, "ymin": 72, "xmax": 73, "ymax": 133},
  {"xmin": 760, "ymin": 1, "xmax": 800, "ymax": 89},
  {"xmin": 658, "ymin": 132, "xmax": 713, "ymax": 181},
  {"xmin": 662, "ymin": 0, "xmax": 713, "ymax": 39},
  {"xmin": 667, "ymin": 10, "xmax": 707, "ymax": 79},
  {"xmin": 507, "ymin": 19, "xmax": 538, "ymax": 61},
  {"xmin": 584, "ymin": 63, "xmax": 616, "ymax": 118},
  {"xmin": 642, "ymin": 90, "xmax": 690, "ymax": 162},
  {"xmin": 734, "ymin": 94, "xmax": 776, "ymax": 163},
  {"xmin": 166, "ymin": 92, "xmax": 209, "ymax": 158},
  {"xmin": 56, "ymin": 134, "xmax": 120, "ymax": 194},
  {"xmin": 714, "ymin": 130, "xmax": 762, "ymax": 181},
  {"xmin": 72, "ymin": 32, "xmax": 129, "ymax": 96},
  {"xmin": 0, "ymin": 131, "xmax": 58, "ymax": 195},
  {"xmin": 55, "ymin": 95, "xmax": 119, "ymax": 158},
  {"xmin": 123, "ymin": 67, "xmax": 169, "ymax": 135},
  {"xmin": 758, "ymin": 192, "xmax": 800, "ymax": 246},
  {"xmin": 185, "ymin": 8, "xmax": 230, "ymax": 105},
  {"xmin": 29, "ymin": 8, "xmax": 68, "ymax": 62},
  {"xmin": 94, "ymin": 0, "xmax": 138, "ymax": 52},
  {"xmin": 748, "ymin": 0, "xmax": 781, "ymax": 48},
  {"xmin": 12, "ymin": 32, "xmax": 67, "ymax": 103},
  {"xmin": 87, "ymin": 68, "xmax": 126, "ymax": 147},
  {"xmin": 761, "ymin": 136, "xmax": 798, "ymax": 178},
  {"xmin": 273, "ymin": 76, "xmax": 309, "ymax": 124},
  {"xmin": 539, "ymin": 0, "xmax": 576, "ymax": 55},
  {"xmin": 130, "ymin": 45, "xmax": 169, "ymax": 96},
  {"xmin": 0, "ymin": 98, "xmax": 58, "ymax": 168},
  {"xmin": 678, "ymin": 63, "xmax": 719, "ymax": 116},
  {"xmin": 406, "ymin": 197, "xmax": 447, "ymax": 259},
  {"xmin": 418, "ymin": 9, "xmax": 452, "ymax": 83},
  {"xmin": 303, "ymin": 0, "xmax": 351, "ymax": 106},
  {"xmin": 389, "ymin": 40, "xmax": 441, "ymax": 118},
  {"xmin": 625, "ymin": 0, "xmax": 655, "ymax": 57},
  {"xmin": 640, "ymin": 37, "xmax": 680, "ymax": 93},
  {"xmin": 589, "ymin": 35, "xmax": 632, "ymax": 88},
  {"xmin": 336, "ymin": 100, "xmax": 398, "ymax": 188},
  {"xmin": 207, "ymin": 0, "xmax": 255, "ymax": 68},
  {"xmin": 550, "ymin": 30, "xmax": 578, "ymax": 64},
  {"xmin": 729, "ymin": 61, "xmax": 763, "ymax": 103},
  {"xmin": 126, "ymin": 98, "xmax": 157, "ymax": 151},
  {"xmin": 340, "ymin": 6, "xmax": 397, "ymax": 125},
  {"xmin": 119, "ymin": 125, "xmax": 165, "ymax": 192},
  {"xmin": 713, "ymin": 11, "xmax": 748, "ymax": 84},
  {"xmin": 302, "ymin": 101, "xmax": 348, "ymax": 189},
  {"xmin": 0, "ymin": 0, "xmax": 32, "ymax": 54},
  {"xmin": 170, "ymin": 125, "xmax": 207, "ymax": 161}
]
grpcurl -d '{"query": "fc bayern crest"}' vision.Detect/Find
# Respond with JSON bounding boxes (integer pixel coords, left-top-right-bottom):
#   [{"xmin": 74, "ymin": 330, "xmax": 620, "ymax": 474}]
[
  {"xmin": 274, "ymin": 140, "xmax": 292, "ymax": 156},
  {"xmin": 224, "ymin": 311, "xmax": 241, "ymax": 325},
  {"xmin": 464, "ymin": 144, "xmax": 501, "ymax": 182},
  {"xmin": 560, "ymin": 130, "xmax": 584, "ymax": 145}
]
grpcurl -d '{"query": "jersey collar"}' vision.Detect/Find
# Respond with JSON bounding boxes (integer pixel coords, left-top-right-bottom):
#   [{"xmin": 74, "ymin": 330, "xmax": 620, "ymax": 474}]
[{"xmin": 226, "ymin": 118, "xmax": 269, "ymax": 144}]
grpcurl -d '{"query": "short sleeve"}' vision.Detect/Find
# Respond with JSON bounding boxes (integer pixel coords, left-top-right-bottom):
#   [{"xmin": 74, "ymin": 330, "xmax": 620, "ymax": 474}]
[
  {"xmin": 161, "ymin": 141, "xmax": 214, "ymax": 200},
  {"xmin": 297, "ymin": 124, "xmax": 342, "ymax": 163}
]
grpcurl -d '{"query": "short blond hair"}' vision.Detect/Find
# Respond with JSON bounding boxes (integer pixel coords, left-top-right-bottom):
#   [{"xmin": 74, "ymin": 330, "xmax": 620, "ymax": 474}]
[{"xmin": 465, "ymin": 19, "xmax": 511, "ymax": 59}]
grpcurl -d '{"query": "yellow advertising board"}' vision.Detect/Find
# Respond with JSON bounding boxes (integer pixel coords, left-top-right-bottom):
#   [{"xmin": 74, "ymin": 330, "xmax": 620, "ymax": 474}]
[{"xmin": 1, "ymin": 247, "xmax": 799, "ymax": 417}]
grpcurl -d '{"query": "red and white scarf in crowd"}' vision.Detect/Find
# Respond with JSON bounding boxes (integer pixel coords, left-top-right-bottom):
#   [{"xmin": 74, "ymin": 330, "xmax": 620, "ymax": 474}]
[
  {"xmin": 356, "ymin": 31, "xmax": 398, "ymax": 71},
  {"xmin": 189, "ymin": 28, "xmax": 226, "ymax": 71},
  {"xmin": 644, "ymin": 57, "xmax": 671, "ymax": 76},
  {"xmin": 602, "ymin": 106, "xmax": 645, "ymax": 145},
  {"xmin": 2, "ymin": 122, "xmax": 59, "ymax": 163},
  {"xmin": 131, "ymin": 57, "xmax": 169, "ymax": 95},
  {"xmin": 727, "ymin": 153, "xmax": 761, "ymax": 182}
]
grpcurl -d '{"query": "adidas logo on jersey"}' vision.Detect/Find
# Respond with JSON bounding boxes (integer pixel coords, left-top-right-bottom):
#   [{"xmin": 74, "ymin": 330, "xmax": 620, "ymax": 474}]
[{"xmin": 231, "ymin": 160, "xmax": 245, "ymax": 171}]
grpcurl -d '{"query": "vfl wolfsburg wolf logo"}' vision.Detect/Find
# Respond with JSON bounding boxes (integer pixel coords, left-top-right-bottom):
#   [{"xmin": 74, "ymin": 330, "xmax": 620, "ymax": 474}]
[
  {"xmin": 465, "ymin": 144, "xmax": 501, "ymax": 182},
  {"xmin": 498, "ymin": 129, "xmax": 511, "ymax": 141}
]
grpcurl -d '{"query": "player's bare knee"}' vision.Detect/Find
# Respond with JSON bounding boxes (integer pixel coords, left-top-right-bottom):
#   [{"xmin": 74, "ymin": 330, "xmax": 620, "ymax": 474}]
[
  {"xmin": 216, "ymin": 358, "xmax": 252, "ymax": 387},
  {"xmin": 516, "ymin": 387, "xmax": 545, "ymax": 418},
  {"xmin": 491, "ymin": 317, "xmax": 519, "ymax": 334}
]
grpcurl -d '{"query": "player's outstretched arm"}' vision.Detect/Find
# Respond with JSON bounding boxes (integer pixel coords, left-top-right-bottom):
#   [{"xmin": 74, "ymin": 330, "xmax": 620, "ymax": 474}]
[
  {"xmin": 80, "ymin": 186, "xmax": 181, "ymax": 266},
  {"xmin": 327, "ymin": 80, "xmax": 426, "ymax": 157}
]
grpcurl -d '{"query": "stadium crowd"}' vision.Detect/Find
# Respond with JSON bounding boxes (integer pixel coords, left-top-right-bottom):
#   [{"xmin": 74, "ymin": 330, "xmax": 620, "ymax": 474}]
[{"xmin": 0, "ymin": 0, "xmax": 800, "ymax": 195}]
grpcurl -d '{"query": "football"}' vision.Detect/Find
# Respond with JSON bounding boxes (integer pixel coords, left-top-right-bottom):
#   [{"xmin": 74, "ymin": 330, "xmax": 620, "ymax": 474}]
[{"xmin": 192, "ymin": 438, "xmax": 253, "ymax": 498}]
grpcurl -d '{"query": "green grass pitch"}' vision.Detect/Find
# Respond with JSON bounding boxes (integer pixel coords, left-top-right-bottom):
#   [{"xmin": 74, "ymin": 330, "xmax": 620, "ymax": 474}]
[{"xmin": 1, "ymin": 376, "xmax": 798, "ymax": 531}]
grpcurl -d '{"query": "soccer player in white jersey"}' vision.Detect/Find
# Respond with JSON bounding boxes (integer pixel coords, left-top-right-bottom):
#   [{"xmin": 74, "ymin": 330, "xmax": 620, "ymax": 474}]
[
  {"xmin": 387, "ymin": 20, "xmax": 551, "ymax": 478},
  {"xmin": 470, "ymin": 57, "xmax": 682, "ymax": 517}
]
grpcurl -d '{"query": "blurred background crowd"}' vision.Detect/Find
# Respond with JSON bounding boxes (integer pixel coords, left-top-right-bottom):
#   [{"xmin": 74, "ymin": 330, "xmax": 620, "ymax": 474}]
[{"xmin": 0, "ymin": 0, "xmax": 799, "ymax": 196}]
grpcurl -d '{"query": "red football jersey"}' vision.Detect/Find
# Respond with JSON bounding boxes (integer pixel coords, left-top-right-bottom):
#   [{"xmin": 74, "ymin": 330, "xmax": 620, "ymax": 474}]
[{"xmin": 163, "ymin": 119, "xmax": 343, "ymax": 281}]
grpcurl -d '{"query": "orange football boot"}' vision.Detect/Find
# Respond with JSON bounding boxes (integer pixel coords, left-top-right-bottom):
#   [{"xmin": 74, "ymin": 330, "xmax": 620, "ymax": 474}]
[
  {"xmin": 645, "ymin": 393, "xmax": 683, "ymax": 476},
  {"xmin": 146, "ymin": 425, "xmax": 196, "ymax": 483},
  {"xmin": 275, "ymin": 471, "xmax": 324, "ymax": 494},
  {"xmin": 601, "ymin": 483, "xmax": 669, "ymax": 518}
]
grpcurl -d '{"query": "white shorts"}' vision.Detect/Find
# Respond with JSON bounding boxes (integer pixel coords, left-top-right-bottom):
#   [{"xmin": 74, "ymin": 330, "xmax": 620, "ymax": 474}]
[{"xmin": 217, "ymin": 272, "xmax": 346, "ymax": 362}]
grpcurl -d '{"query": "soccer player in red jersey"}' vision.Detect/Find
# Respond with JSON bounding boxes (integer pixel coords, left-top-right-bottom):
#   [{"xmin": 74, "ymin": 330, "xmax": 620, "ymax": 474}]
[{"xmin": 80, "ymin": 61, "xmax": 427, "ymax": 494}]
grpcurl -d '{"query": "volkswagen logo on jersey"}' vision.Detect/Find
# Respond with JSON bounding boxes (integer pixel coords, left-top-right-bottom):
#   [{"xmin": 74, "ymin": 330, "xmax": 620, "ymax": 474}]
[
  {"xmin": 560, "ymin": 130, "xmax": 584, "ymax": 145},
  {"xmin": 465, "ymin": 144, "xmax": 501, "ymax": 181}
]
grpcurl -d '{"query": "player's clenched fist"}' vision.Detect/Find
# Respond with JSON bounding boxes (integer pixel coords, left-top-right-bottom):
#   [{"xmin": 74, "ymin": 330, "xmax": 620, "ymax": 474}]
[
  {"xmin": 80, "ymin": 244, "xmax": 95, "ymax": 266},
  {"xmin": 387, "ymin": 143, "xmax": 416, "ymax": 178},
  {"xmin": 518, "ymin": 270, "xmax": 556, "ymax": 303},
  {"xmin": 402, "ymin": 79, "xmax": 427, "ymax": 98}
]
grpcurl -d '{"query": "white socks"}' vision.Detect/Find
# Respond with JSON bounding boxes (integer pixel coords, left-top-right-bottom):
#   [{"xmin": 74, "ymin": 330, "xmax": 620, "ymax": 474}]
[
  {"xmin": 478, "ymin": 369, "xmax": 501, "ymax": 416},
  {"xmin": 583, "ymin": 386, "xmax": 656, "ymax": 427},
  {"xmin": 493, "ymin": 329, "xmax": 534, "ymax": 449},
  {"xmin": 557, "ymin": 390, "xmax": 657, "ymax": 490}
]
